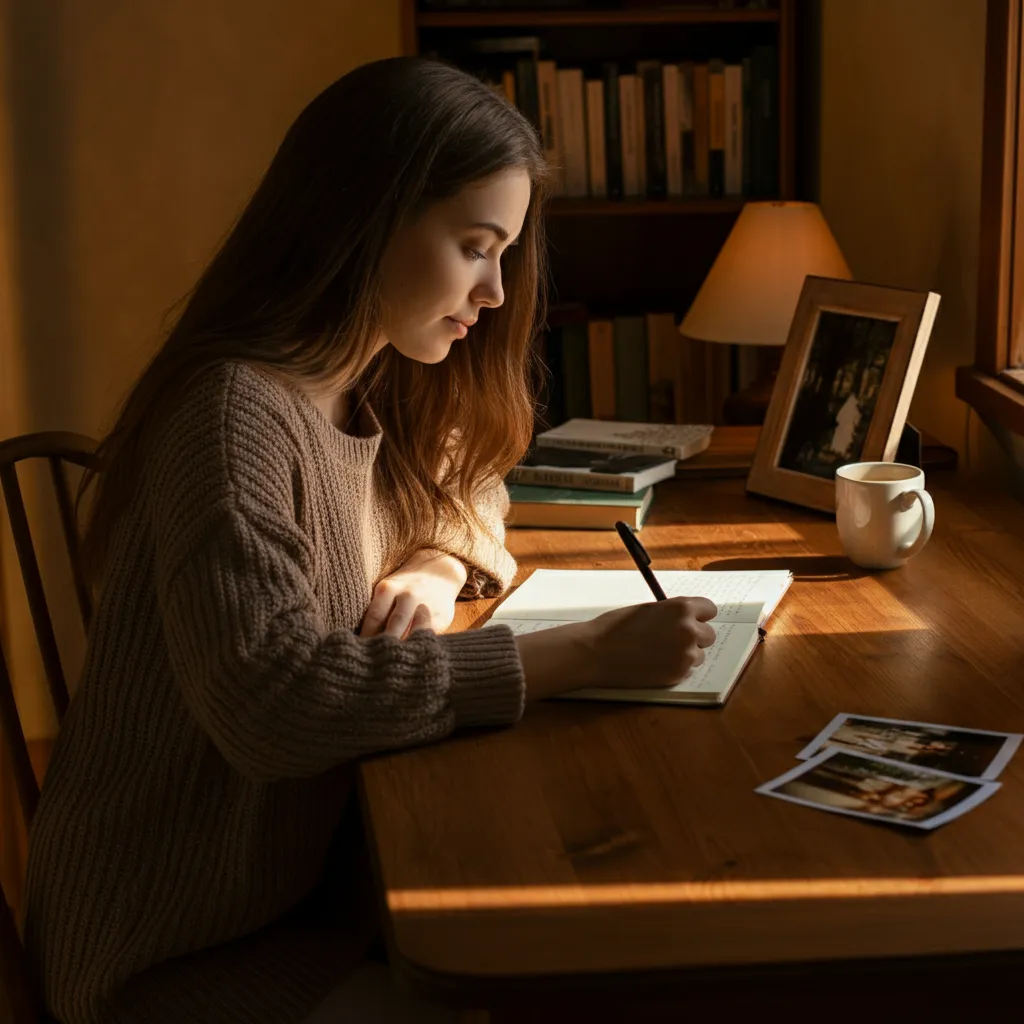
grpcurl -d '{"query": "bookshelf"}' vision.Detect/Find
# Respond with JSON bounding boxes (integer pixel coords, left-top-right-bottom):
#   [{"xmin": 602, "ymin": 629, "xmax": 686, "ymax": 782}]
[{"xmin": 402, "ymin": 0, "xmax": 800, "ymax": 426}]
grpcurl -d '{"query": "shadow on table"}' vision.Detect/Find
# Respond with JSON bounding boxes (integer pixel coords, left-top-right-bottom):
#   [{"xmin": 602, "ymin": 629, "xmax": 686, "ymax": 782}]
[{"xmin": 700, "ymin": 554, "xmax": 870, "ymax": 581}]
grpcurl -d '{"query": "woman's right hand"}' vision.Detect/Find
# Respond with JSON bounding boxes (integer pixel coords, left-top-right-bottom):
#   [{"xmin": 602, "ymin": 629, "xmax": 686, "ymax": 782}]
[{"xmin": 513, "ymin": 596, "xmax": 718, "ymax": 702}]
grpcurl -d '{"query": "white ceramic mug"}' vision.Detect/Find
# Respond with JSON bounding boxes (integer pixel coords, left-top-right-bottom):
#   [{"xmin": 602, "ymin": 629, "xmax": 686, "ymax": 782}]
[{"xmin": 835, "ymin": 462, "xmax": 935, "ymax": 570}]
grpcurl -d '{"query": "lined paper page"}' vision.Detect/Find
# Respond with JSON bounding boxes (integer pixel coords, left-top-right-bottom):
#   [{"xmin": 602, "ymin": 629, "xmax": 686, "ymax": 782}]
[
  {"xmin": 492, "ymin": 568, "xmax": 791, "ymax": 625},
  {"xmin": 496, "ymin": 618, "xmax": 578, "ymax": 635}
]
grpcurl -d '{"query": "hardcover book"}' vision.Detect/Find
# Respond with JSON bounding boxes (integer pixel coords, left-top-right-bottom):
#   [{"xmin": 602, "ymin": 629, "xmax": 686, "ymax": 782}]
[
  {"xmin": 537, "ymin": 419, "xmax": 714, "ymax": 461},
  {"xmin": 506, "ymin": 484, "xmax": 654, "ymax": 530},
  {"xmin": 507, "ymin": 446, "xmax": 676, "ymax": 493}
]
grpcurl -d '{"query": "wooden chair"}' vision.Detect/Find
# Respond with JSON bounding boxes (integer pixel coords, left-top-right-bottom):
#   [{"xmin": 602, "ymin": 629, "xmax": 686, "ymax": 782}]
[{"xmin": 0, "ymin": 431, "xmax": 99, "ymax": 1024}]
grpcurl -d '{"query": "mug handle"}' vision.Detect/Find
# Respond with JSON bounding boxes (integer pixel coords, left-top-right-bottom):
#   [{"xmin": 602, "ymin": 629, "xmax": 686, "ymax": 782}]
[{"xmin": 895, "ymin": 488, "xmax": 935, "ymax": 559}]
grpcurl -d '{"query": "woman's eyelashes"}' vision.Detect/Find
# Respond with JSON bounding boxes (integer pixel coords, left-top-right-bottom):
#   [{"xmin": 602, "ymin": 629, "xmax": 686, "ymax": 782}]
[{"xmin": 464, "ymin": 238, "xmax": 517, "ymax": 263}]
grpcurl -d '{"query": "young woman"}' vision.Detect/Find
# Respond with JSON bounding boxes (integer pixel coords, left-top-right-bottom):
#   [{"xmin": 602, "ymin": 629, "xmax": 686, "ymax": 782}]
[{"xmin": 24, "ymin": 57, "xmax": 717, "ymax": 1024}]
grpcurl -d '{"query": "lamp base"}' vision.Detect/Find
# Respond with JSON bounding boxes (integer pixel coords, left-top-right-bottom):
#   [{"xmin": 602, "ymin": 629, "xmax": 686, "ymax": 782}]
[{"xmin": 723, "ymin": 347, "xmax": 783, "ymax": 426}]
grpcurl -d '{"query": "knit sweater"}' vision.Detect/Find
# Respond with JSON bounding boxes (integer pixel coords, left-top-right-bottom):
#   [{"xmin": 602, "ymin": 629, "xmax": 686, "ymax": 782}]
[{"xmin": 23, "ymin": 361, "xmax": 526, "ymax": 1024}]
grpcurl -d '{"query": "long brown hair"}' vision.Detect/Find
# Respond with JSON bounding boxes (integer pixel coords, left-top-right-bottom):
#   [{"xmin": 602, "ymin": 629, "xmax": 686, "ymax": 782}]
[{"xmin": 80, "ymin": 57, "xmax": 550, "ymax": 582}]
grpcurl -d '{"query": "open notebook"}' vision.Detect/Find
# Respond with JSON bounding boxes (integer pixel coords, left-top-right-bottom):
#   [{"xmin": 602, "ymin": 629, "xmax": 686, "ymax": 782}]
[{"xmin": 490, "ymin": 568, "xmax": 793, "ymax": 706}]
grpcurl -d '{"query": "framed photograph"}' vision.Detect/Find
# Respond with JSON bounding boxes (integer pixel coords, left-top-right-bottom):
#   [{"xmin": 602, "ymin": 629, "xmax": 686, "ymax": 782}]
[{"xmin": 747, "ymin": 277, "xmax": 941, "ymax": 513}]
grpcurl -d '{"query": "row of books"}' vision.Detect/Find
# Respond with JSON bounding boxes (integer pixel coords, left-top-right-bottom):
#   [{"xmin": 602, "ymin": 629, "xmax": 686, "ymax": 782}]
[
  {"xmin": 422, "ymin": 1, "xmax": 609, "ymax": 8},
  {"xmin": 538, "ymin": 312, "xmax": 758, "ymax": 431},
  {"xmin": 453, "ymin": 37, "xmax": 779, "ymax": 199},
  {"xmin": 507, "ymin": 418, "xmax": 714, "ymax": 530}
]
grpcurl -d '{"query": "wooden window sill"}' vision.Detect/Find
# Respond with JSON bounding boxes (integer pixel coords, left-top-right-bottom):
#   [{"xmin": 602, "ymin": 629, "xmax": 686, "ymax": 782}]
[
  {"xmin": 956, "ymin": 365, "xmax": 1024, "ymax": 435},
  {"xmin": 1004, "ymin": 367, "xmax": 1024, "ymax": 394}
]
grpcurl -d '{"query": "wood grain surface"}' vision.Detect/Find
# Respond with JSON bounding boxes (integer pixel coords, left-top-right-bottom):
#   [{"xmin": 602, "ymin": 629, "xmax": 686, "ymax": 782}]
[{"xmin": 360, "ymin": 475, "xmax": 1024, "ymax": 1008}]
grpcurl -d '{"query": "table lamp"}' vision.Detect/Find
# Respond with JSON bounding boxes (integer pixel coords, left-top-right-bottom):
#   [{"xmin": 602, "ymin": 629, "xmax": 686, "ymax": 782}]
[{"xmin": 678, "ymin": 201, "xmax": 853, "ymax": 425}]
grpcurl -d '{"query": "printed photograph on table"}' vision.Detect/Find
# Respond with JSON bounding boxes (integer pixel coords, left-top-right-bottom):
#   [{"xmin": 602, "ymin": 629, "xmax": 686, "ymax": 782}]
[
  {"xmin": 746, "ymin": 277, "xmax": 941, "ymax": 513},
  {"xmin": 797, "ymin": 714, "xmax": 1022, "ymax": 780},
  {"xmin": 757, "ymin": 748, "xmax": 1001, "ymax": 830}
]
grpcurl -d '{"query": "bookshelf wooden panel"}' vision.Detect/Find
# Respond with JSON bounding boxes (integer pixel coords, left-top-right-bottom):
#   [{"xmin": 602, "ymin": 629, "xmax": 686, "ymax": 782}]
[
  {"xmin": 417, "ymin": 9, "xmax": 782, "ymax": 28},
  {"xmin": 403, "ymin": 1, "xmax": 801, "ymax": 425},
  {"xmin": 549, "ymin": 196, "xmax": 745, "ymax": 216}
]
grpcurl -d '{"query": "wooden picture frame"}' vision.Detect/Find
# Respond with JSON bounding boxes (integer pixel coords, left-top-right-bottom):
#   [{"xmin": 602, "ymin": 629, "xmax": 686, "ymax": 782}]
[{"xmin": 747, "ymin": 277, "xmax": 941, "ymax": 513}]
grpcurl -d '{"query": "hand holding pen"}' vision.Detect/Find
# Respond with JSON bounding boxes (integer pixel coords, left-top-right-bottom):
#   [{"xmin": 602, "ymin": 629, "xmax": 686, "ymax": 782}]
[
  {"xmin": 582, "ymin": 521, "xmax": 720, "ymax": 679},
  {"xmin": 508, "ymin": 523, "xmax": 719, "ymax": 698},
  {"xmin": 613, "ymin": 522, "xmax": 764, "ymax": 644}
]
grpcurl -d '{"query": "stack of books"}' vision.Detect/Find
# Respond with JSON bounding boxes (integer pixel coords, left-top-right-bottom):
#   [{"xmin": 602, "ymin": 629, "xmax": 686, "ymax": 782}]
[{"xmin": 506, "ymin": 419, "xmax": 714, "ymax": 530}]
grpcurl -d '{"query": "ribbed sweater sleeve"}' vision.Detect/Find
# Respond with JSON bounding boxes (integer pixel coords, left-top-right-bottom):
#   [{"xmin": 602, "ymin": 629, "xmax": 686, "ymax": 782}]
[
  {"xmin": 431, "ymin": 475, "xmax": 517, "ymax": 600},
  {"xmin": 146, "ymin": 368, "xmax": 525, "ymax": 783}
]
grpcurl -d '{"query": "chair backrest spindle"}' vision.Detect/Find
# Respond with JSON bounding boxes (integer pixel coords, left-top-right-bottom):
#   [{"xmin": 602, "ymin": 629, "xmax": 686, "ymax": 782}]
[
  {"xmin": 0, "ymin": 432, "xmax": 99, "ymax": 725},
  {"xmin": 0, "ymin": 431, "xmax": 99, "ymax": 1024},
  {"xmin": 0, "ymin": 645, "xmax": 39, "ymax": 825},
  {"xmin": 47, "ymin": 457, "xmax": 93, "ymax": 632},
  {"xmin": 0, "ymin": 465, "xmax": 70, "ymax": 721}
]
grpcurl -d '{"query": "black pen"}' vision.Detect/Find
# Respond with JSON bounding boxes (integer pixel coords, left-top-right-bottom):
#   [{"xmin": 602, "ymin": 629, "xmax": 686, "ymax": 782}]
[{"xmin": 614, "ymin": 520, "xmax": 667, "ymax": 601}]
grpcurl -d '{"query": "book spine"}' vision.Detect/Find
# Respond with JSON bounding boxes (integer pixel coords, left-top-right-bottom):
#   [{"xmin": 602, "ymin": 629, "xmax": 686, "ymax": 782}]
[
  {"xmin": 560, "ymin": 323, "xmax": 592, "ymax": 419},
  {"xmin": 537, "ymin": 60, "xmax": 563, "ymax": 194},
  {"xmin": 515, "ymin": 56, "xmax": 540, "ymax": 134},
  {"xmin": 662, "ymin": 64, "xmax": 682, "ymax": 197},
  {"xmin": 507, "ymin": 466, "xmax": 635, "ymax": 493},
  {"xmin": 639, "ymin": 62, "xmax": 666, "ymax": 199},
  {"xmin": 750, "ymin": 44, "xmax": 779, "ymax": 197},
  {"xmin": 741, "ymin": 57, "xmax": 752, "ymax": 196},
  {"xmin": 692, "ymin": 63, "xmax": 710, "ymax": 194},
  {"xmin": 679, "ymin": 62, "xmax": 696, "ymax": 195},
  {"xmin": 618, "ymin": 75, "xmax": 641, "ymax": 197},
  {"xmin": 613, "ymin": 315, "xmax": 650, "ymax": 422},
  {"xmin": 724, "ymin": 64, "xmax": 743, "ymax": 196},
  {"xmin": 586, "ymin": 79, "xmax": 608, "ymax": 198},
  {"xmin": 587, "ymin": 319, "xmax": 616, "ymax": 419},
  {"xmin": 602, "ymin": 63, "xmax": 623, "ymax": 199},
  {"xmin": 573, "ymin": 69, "xmax": 591, "ymax": 197},
  {"xmin": 502, "ymin": 69, "xmax": 516, "ymax": 106},
  {"xmin": 557, "ymin": 69, "xmax": 587, "ymax": 198},
  {"xmin": 708, "ymin": 59, "xmax": 725, "ymax": 198},
  {"xmin": 571, "ymin": 70, "xmax": 589, "ymax": 197},
  {"xmin": 634, "ymin": 69, "xmax": 647, "ymax": 194},
  {"xmin": 535, "ymin": 435, "xmax": 688, "ymax": 459}
]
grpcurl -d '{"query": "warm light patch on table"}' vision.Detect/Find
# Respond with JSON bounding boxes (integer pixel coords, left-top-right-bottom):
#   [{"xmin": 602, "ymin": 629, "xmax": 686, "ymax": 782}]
[
  {"xmin": 388, "ymin": 875, "xmax": 1024, "ymax": 913},
  {"xmin": 772, "ymin": 576, "xmax": 927, "ymax": 635}
]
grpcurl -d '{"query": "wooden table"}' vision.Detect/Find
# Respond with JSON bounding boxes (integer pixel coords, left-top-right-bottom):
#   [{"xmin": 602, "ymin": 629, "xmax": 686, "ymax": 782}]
[{"xmin": 359, "ymin": 475, "xmax": 1024, "ymax": 1018}]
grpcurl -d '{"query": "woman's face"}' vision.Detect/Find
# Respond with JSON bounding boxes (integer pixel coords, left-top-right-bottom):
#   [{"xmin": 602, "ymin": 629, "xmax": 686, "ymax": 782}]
[{"xmin": 376, "ymin": 167, "xmax": 532, "ymax": 364}]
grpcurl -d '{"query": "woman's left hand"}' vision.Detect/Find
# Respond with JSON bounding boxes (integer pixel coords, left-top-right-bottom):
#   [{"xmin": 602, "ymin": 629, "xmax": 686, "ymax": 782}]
[{"xmin": 359, "ymin": 548, "xmax": 468, "ymax": 639}]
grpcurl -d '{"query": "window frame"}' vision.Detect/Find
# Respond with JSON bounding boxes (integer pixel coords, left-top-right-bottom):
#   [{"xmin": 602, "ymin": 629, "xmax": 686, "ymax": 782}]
[{"xmin": 957, "ymin": 0, "xmax": 1024, "ymax": 435}]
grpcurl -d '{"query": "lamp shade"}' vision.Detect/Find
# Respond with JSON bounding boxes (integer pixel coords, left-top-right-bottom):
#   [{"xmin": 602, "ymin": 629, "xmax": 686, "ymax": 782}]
[{"xmin": 679, "ymin": 201, "xmax": 852, "ymax": 346}]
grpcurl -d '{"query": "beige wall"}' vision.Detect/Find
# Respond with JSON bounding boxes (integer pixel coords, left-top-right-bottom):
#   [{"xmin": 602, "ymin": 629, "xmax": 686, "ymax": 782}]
[
  {"xmin": 2, "ymin": 1, "xmax": 400, "ymax": 738},
  {"xmin": 818, "ymin": 0, "xmax": 1013, "ymax": 476}
]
